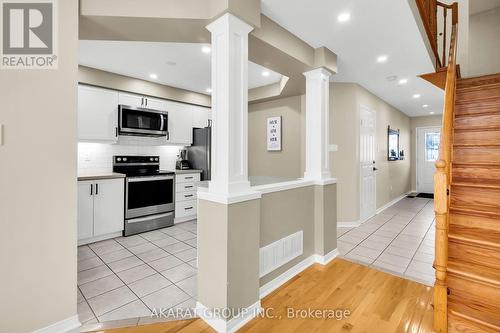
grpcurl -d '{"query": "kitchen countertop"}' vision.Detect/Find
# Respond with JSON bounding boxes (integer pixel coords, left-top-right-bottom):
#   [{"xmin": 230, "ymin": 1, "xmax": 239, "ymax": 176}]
[
  {"xmin": 171, "ymin": 169, "xmax": 203, "ymax": 174},
  {"xmin": 77, "ymin": 172, "xmax": 126, "ymax": 181}
]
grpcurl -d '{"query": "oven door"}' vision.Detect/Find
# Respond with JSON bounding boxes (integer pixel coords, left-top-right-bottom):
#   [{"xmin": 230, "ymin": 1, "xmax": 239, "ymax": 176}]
[
  {"xmin": 126, "ymin": 175, "xmax": 174, "ymax": 219},
  {"xmin": 119, "ymin": 105, "xmax": 168, "ymax": 137}
]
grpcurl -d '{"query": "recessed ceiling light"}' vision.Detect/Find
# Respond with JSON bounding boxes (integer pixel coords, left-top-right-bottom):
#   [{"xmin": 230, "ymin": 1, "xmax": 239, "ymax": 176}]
[
  {"xmin": 430, "ymin": 111, "xmax": 435, "ymax": 115},
  {"xmin": 337, "ymin": 12, "xmax": 351, "ymax": 22},
  {"xmin": 422, "ymin": 104, "xmax": 429, "ymax": 108},
  {"xmin": 206, "ymin": 88, "xmax": 212, "ymax": 93},
  {"xmin": 398, "ymin": 78, "xmax": 408, "ymax": 85},
  {"xmin": 165, "ymin": 61, "xmax": 177, "ymax": 66},
  {"xmin": 201, "ymin": 46, "xmax": 211, "ymax": 54},
  {"xmin": 149, "ymin": 73, "xmax": 158, "ymax": 79},
  {"xmin": 413, "ymin": 94, "xmax": 421, "ymax": 99},
  {"xmin": 377, "ymin": 55, "xmax": 388, "ymax": 63},
  {"xmin": 386, "ymin": 75, "xmax": 398, "ymax": 82},
  {"xmin": 262, "ymin": 70, "xmax": 270, "ymax": 77}
]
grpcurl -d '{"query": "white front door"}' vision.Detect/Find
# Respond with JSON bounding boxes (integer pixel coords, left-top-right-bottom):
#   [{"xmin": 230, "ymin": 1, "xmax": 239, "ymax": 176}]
[
  {"xmin": 417, "ymin": 127, "xmax": 441, "ymax": 193},
  {"xmin": 360, "ymin": 105, "xmax": 376, "ymax": 222}
]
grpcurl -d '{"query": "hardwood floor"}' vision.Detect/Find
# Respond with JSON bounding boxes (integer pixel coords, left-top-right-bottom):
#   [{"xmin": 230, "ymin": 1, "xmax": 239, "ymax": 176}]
[{"xmin": 94, "ymin": 259, "xmax": 434, "ymax": 333}]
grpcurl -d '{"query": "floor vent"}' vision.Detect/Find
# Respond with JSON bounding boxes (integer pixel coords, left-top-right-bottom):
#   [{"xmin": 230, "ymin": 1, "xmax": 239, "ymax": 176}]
[{"xmin": 259, "ymin": 230, "xmax": 303, "ymax": 277}]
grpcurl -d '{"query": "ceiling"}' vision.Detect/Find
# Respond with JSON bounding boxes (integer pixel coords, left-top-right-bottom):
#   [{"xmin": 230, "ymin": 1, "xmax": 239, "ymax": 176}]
[
  {"xmin": 79, "ymin": 40, "xmax": 283, "ymax": 95},
  {"xmin": 469, "ymin": 0, "xmax": 500, "ymax": 15},
  {"xmin": 262, "ymin": 0, "xmax": 444, "ymax": 117}
]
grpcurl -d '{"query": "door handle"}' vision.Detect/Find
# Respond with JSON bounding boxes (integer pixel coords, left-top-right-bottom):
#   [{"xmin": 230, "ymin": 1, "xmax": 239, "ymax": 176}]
[
  {"xmin": 90, "ymin": 184, "xmax": 93, "ymax": 196},
  {"xmin": 141, "ymin": 97, "xmax": 144, "ymax": 106},
  {"xmin": 95, "ymin": 183, "xmax": 99, "ymax": 195},
  {"xmin": 373, "ymin": 167, "xmax": 378, "ymax": 171}
]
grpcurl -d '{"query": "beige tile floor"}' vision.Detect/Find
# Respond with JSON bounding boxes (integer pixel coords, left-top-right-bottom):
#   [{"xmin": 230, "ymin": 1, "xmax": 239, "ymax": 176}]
[
  {"xmin": 338, "ymin": 197, "xmax": 436, "ymax": 286},
  {"xmin": 77, "ymin": 220, "xmax": 198, "ymax": 327}
]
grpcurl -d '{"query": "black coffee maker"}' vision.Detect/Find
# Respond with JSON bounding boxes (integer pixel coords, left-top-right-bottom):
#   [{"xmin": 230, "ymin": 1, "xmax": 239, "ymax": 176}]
[{"xmin": 176, "ymin": 148, "xmax": 191, "ymax": 170}]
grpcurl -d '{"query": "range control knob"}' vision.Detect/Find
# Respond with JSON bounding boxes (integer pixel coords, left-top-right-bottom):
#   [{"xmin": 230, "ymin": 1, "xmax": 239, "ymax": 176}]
[
  {"xmin": 117, "ymin": 157, "xmax": 122, "ymax": 162},
  {"xmin": 155, "ymin": 158, "xmax": 159, "ymax": 161},
  {"xmin": 150, "ymin": 157, "xmax": 154, "ymax": 161},
  {"xmin": 123, "ymin": 157, "xmax": 127, "ymax": 162}
]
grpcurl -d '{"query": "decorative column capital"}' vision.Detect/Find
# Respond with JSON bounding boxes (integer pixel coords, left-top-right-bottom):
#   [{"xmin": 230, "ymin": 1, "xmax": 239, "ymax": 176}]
[
  {"xmin": 206, "ymin": 12, "xmax": 254, "ymax": 35},
  {"xmin": 303, "ymin": 67, "xmax": 334, "ymax": 79}
]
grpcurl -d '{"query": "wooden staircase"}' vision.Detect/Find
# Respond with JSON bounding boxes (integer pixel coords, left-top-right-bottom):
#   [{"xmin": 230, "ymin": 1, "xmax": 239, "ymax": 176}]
[{"xmin": 446, "ymin": 74, "xmax": 500, "ymax": 332}]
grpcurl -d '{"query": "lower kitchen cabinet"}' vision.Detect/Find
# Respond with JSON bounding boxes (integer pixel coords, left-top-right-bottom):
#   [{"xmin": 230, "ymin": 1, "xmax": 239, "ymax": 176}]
[
  {"xmin": 174, "ymin": 172, "xmax": 200, "ymax": 223},
  {"xmin": 78, "ymin": 178, "xmax": 124, "ymax": 245}
]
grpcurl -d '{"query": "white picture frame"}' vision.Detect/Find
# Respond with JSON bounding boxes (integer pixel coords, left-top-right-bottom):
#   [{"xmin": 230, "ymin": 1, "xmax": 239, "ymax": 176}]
[{"xmin": 267, "ymin": 116, "xmax": 282, "ymax": 151}]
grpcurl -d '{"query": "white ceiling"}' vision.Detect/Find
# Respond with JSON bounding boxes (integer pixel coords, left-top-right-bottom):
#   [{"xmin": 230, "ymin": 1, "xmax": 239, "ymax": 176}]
[
  {"xmin": 79, "ymin": 40, "xmax": 282, "ymax": 95},
  {"xmin": 262, "ymin": 0, "xmax": 444, "ymax": 117},
  {"xmin": 469, "ymin": 0, "xmax": 500, "ymax": 15}
]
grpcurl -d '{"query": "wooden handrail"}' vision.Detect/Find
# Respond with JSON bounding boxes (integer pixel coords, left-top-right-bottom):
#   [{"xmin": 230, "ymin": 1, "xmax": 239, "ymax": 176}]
[
  {"xmin": 433, "ymin": 21, "xmax": 458, "ymax": 333},
  {"xmin": 415, "ymin": 1, "xmax": 458, "ymax": 70}
]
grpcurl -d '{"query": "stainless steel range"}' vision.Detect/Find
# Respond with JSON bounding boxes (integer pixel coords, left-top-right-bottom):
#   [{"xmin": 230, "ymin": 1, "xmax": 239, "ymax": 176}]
[{"xmin": 113, "ymin": 156, "xmax": 175, "ymax": 236}]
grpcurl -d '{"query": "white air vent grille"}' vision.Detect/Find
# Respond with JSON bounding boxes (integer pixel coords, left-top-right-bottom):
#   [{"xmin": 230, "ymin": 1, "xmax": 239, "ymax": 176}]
[{"xmin": 259, "ymin": 230, "xmax": 303, "ymax": 277}]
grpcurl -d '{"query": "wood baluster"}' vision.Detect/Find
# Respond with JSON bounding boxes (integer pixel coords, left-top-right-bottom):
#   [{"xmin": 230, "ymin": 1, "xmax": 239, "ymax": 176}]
[
  {"xmin": 442, "ymin": 8, "xmax": 447, "ymax": 67},
  {"xmin": 434, "ymin": 159, "xmax": 449, "ymax": 333}
]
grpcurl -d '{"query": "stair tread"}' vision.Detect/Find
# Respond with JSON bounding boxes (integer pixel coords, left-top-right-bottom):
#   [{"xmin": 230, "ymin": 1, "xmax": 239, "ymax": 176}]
[
  {"xmin": 450, "ymin": 206, "xmax": 500, "ymax": 219},
  {"xmin": 448, "ymin": 297, "xmax": 500, "ymax": 330},
  {"xmin": 449, "ymin": 232, "xmax": 500, "ymax": 250},
  {"xmin": 448, "ymin": 261, "xmax": 500, "ymax": 286},
  {"xmin": 457, "ymin": 73, "xmax": 500, "ymax": 89},
  {"xmin": 452, "ymin": 181, "xmax": 500, "ymax": 189}
]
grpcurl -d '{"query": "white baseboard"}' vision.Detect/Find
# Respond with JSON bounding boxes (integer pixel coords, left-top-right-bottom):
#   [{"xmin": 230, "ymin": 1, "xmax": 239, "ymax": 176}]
[
  {"xmin": 337, "ymin": 221, "xmax": 360, "ymax": 227},
  {"xmin": 32, "ymin": 315, "xmax": 80, "ymax": 333},
  {"xmin": 376, "ymin": 192, "xmax": 410, "ymax": 214},
  {"xmin": 314, "ymin": 248, "xmax": 339, "ymax": 265},
  {"xmin": 196, "ymin": 300, "xmax": 261, "ymax": 333},
  {"xmin": 259, "ymin": 249, "xmax": 339, "ymax": 299},
  {"xmin": 259, "ymin": 255, "xmax": 316, "ymax": 298},
  {"xmin": 174, "ymin": 216, "xmax": 197, "ymax": 224}
]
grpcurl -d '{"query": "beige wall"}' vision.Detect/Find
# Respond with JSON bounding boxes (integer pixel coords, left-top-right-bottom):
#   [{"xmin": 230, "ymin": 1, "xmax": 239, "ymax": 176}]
[
  {"xmin": 331, "ymin": 83, "xmax": 411, "ymax": 222},
  {"xmin": 79, "ymin": 66, "xmax": 211, "ymax": 107},
  {"xmin": 0, "ymin": 1, "xmax": 79, "ymax": 332},
  {"xmin": 259, "ymin": 186, "xmax": 315, "ymax": 286},
  {"xmin": 468, "ymin": 6, "xmax": 500, "ymax": 77},
  {"xmin": 410, "ymin": 115, "xmax": 443, "ymax": 191},
  {"xmin": 248, "ymin": 95, "xmax": 304, "ymax": 179}
]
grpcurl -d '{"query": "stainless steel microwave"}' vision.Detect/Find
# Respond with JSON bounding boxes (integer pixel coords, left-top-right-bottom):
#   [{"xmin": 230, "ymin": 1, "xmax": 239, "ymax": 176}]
[{"xmin": 118, "ymin": 105, "xmax": 169, "ymax": 137}]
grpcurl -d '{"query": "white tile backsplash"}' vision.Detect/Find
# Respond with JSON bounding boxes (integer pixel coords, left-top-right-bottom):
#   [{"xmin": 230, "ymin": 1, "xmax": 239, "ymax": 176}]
[{"xmin": 78, "ymin": 140, "xmax": 185, "ymax": 174}]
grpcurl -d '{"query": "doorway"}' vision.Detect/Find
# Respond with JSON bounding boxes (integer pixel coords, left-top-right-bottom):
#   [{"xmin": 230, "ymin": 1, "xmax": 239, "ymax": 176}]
[
  {"xmin": 416, "ymin": 127, "xmax": 441, "ymax": 193},
  {"xmin": 359, "ymin": 105, "xmax": 376, "ymax": 222}
]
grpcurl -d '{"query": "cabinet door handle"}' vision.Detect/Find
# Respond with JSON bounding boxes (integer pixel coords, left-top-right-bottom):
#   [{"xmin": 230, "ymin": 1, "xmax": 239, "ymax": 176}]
[
  {"xmin": 141, "ymin": 97, "xmax": 144, "ymax": 106},
  {"xmin": 115, "ymin": 127, "xmax": 118, "ymax": 137},
  {"xmin": 145, "ymin": 98, "xmax": 148, "ymax": 107},
  {"xmin": 95, "ymin": 184, "xmax": 99, "ymax": 195},
  {"xmin": 185, "ymin": 207, "xmax": 193, "ymax": 210},
  {"xmin": 185, "ymin": 194, "xmax": 193, "ymax": 198},
  {"xmin": 166, "ymin": 132, "xmax": 170, "ymax": 140},
  {"xmin": 90, "ymin": 184, "xmax": 93, "ymax": 196},
  {"xmin": 185, "ymin": 176, "xmax": 193, "ymax": 179},
  {"xmin": 185, "ymin": 185, "xmax": 193, "ymax": 189}
]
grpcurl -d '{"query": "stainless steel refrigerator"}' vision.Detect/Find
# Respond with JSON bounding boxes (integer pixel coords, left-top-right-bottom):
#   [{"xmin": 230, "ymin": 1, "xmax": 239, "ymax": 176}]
[{"xmin": 187, "ymin": 127, "xmax": 211, "ymax": 181}]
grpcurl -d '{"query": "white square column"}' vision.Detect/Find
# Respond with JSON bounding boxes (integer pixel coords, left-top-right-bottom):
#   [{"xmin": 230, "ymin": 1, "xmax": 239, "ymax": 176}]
[
  {"xmin": 205, "ymin": 13, "xmax": 257, "ymax": 202},
  {"xmin": 303, "ymin": 68, "xmax": 333, "ymax": 183}
]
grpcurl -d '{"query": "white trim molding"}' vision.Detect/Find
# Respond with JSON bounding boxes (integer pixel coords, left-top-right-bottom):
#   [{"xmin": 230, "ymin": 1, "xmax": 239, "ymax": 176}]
[
  {"xmin": 337, "ymin": 221, "xmax": 361, "ymax": 228},
  {"xmin": 259, "ymin": 255, "xmax": 316, "ymax": 298},
  {"xmin": 196, "ymin": 301, "xmax": 262, "ymax": 333},
  {"xmin": 376, "ymin": 192, "xmax": 410, "ymax": 214},
  {"xmin": 32, "ymin": 315, "xmax": 80, "ymax": 333},
  {"xmin": 259, "ymin": 250, "xmax": 339, "ymax": 299},
  {"xmin": 314, "ymin": 248, "xmax": 339, "ymax": 265}
]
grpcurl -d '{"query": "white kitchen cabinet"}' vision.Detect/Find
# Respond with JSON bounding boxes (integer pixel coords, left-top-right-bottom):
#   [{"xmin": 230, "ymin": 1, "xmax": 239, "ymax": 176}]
[
  {"xmin": 166, "ymin": 101, "xmax": 193, "ymax": 145},
  {"xmin": 118, "ymin": 92, "xmax": 167, "ymax": 111},
  {"xmin": 192, "ymin": 105, "xmax": 211, "ymax": 128},
  {"xmin": 174, "ymin": 172, "xmax": 200, "ymax": 223},
  {"xmin": 78, "ymin": 180, "xmax": 94, "ymax": 240},
  {"xmin": 78, "ymin": 178, "xmax": 124, "ymax": 245},
  {"xmin": 78, "ymin": 85, "xmax": 119, "ymax": 142}
]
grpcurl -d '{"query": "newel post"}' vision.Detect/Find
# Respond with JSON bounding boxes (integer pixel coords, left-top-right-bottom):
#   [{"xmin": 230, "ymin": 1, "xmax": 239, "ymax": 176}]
[{"xmin": 434, "ymin": 159, "xmax": 448, "ymax": 333}]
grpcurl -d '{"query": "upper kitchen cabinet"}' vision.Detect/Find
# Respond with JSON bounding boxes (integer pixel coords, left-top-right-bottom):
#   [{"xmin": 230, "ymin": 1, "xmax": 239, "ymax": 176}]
[
  {"xmin": 78, "ymin": 85, "xmax": 119, "ymax": 142},
  {"xmin": 166, "ymin": 101, "xmax": 193, "ymax": 145},
  {"xmin": 192, "ymin": 105, "xmax": 211, "ymax": 129},
  {"xmin": 118, "ymin": 92, "xmax": 167, "ymax": 111}
]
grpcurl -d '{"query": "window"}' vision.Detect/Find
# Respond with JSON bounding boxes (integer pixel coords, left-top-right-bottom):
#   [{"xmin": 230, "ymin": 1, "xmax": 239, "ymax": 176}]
[{"xmin": 425, "ymin": 132, "xmax": 440, "ymax": 161}]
